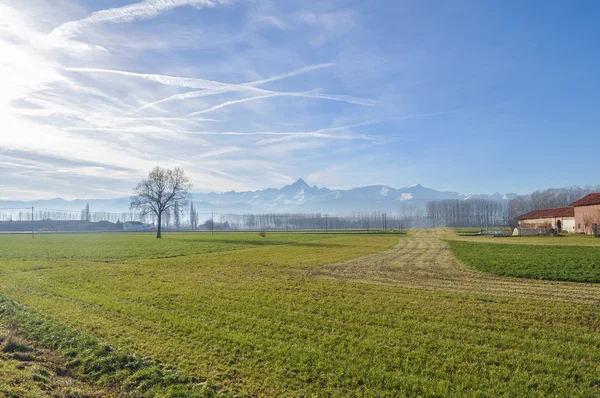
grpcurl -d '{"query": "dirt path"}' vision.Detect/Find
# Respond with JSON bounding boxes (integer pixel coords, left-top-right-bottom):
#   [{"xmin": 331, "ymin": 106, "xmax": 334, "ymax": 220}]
[{"xmin": 315, "ymin": 229, "xmax": 600, "ymax": 304}]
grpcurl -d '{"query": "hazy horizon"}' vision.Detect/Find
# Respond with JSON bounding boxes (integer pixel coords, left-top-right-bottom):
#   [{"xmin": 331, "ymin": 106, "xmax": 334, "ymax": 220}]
[
  {"xmin": 3, "ymin": 177, "xmax": 599, "ymax": 203},
  {"xmin": 2, "ymin": 178, "xmax": 514, "ymax": 202}
]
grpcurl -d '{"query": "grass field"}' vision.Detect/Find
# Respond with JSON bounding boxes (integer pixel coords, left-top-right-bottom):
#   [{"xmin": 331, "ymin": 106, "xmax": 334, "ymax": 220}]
[
  {"xmin": 1, "ymin": 231, "xmax": 600, "ymax": 396},
  {"xmin": 448, "ymin": 240, "xmax": 600, "ymax": 282}
]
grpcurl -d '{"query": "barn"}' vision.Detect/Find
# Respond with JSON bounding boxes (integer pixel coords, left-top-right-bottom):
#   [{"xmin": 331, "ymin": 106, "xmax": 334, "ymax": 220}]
[
  {"xmin": 516, "ymin": 207, "xmax": 575, "ymax": 233},
  {"xmin": 572, "ymin": 193, "xmax": 600, "ymax": 234},
  {"xmin": 123, "ymin": 221, "xmax": 147, "ymax": 231}
]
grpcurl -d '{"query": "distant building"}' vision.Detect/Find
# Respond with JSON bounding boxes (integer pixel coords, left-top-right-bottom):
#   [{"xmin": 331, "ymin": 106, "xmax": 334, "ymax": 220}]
[
  {"xmin": 0, "ymin": 220, "xmax": 122, "ymax": 232},
  {"xmin": 516, "ymin": 206, "xmax": 575, "ymax": 233},
  {"xmin": 571, "ymin": 193, "xmax": 600, "ymax": 235},
  {"xmin": 123, "ymin": 221, "xmax": 146, "ymax": 231}
]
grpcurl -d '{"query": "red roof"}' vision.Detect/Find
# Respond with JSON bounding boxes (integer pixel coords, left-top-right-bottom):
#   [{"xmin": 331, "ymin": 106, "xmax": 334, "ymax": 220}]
[
  {"xmin": 571, "ymin": 193, "xmax": 600, "ymax": 207},
  {"xmin": 516, "ymin": 206, "xmax": 574, "ymax": 221}
]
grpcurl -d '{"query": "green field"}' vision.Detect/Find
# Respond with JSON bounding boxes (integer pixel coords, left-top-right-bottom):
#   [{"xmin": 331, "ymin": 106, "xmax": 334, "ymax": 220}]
[
  {"xmin": 448, "ymin": 240, "xmax": 600, "ymax": 282},
  {"xmin": 1, "ymin": 231, "xmax": 600, "ymax": 396}
]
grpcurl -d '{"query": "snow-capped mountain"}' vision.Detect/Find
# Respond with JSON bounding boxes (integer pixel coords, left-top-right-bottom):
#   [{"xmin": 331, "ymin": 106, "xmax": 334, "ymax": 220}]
[
  {"xmin": 190, "ymin": 179, "xmax": 516, "ymax": 213},
  {"xmin": 0, "ymin": 179, "xmax": 517, "ymax": 214}
]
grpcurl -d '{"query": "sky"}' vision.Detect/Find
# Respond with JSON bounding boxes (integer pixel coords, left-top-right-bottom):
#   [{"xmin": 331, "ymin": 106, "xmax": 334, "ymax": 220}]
[{"xmin": 1, "ymin": 0, "xmax": 599, "ymax": 200}]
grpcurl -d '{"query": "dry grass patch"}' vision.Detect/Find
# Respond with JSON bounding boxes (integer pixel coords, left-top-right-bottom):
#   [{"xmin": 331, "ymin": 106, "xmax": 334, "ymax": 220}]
[{"xmin": 317, "ymin": 229, "xmax": 600, "ymax": 303}]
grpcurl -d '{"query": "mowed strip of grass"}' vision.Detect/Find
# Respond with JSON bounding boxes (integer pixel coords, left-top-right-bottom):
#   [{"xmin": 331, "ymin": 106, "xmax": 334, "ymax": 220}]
[
  {"xmin": 1, "ymin": 233, "xmax": 600, "ymax": 396},
  {"xmin": 448, "ymin": 240, "xmax": 600, "ymax": 282}
]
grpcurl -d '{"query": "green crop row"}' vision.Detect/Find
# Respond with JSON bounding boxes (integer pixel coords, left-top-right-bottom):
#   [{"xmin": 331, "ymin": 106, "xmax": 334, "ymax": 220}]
[{"xmin": 448, "ymin": 240, "xmax": 600, "ymax": 282}]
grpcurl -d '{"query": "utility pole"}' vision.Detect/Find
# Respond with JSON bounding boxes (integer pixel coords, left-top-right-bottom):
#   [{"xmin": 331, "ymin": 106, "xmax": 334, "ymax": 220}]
[
  {"xmin": 485, "ymin": 205, "xmax": 489, "ymax": 234},
  {"xmin": 211, "ymin": 212, "xmax": 214, "ymax": 236},
  {"xmin": 325, "ymin": 215, "xmax": 328, "ymax": 233},
  {"xmin": 31, "ymin": 206, "xmax": 34, "ymax": 239}
]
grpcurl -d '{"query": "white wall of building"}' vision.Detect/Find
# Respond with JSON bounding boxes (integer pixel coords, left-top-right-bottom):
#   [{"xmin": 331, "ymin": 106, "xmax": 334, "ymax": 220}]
[
  {"xmin": 519, "ymin": 218, "xmax": 553, "ymax": 227},
  {"xmin": 518, "ymin": 216, "xmax": 575, "ymax": 233},
  {"xmin": 561, "ymin": 218, "xmax": 576, "ymax": 233}
]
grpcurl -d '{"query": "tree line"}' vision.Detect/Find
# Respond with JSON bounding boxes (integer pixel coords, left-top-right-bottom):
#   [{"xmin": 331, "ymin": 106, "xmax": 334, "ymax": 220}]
[
  {"xmin": 425, "ymin": 199, "xmax": 508, "ymax": 228},
  {"xmin": 207, "ymin": 211, "xmax": 407, "ymax": 231}
]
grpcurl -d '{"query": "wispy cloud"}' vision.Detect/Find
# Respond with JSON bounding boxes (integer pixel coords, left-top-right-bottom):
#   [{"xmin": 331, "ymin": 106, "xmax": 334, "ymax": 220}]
[
  {"xmin": 186, "ymin": 94, "xmax": 281, "ymax": 116},
  {"xmin": 64, "ymin": 67, "xmax": 232, "ymax": 90},
  {"xmin": 195, "ymin": 146, "xmax": 242, "ymax": 159},
  {"xmin": 64, "ymin": 67, "xmax": 377, "ymax": 110},
  {"xmin": 253, "ymin": 120, "xmax": 387, "ymax": 145},
  {"xmin": 0, "ymin": 0, "xmax": 446, "ymax": 199},
  {"xmin": 245, "ymin": 63, "xmax": 335, "ymax": 87},
  {"xmin": 50, "ymin": 0, "xmax": 228, "ymax": 38},
  {"xmin": 130, "ymin": 62, "xmax": 336, "ymax": 113}
]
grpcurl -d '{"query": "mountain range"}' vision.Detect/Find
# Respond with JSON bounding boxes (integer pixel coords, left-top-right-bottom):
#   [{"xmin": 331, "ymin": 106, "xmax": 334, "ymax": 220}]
[{"xmin": 0, "ymin": 179, "xmax": 516, "ymax": 215}]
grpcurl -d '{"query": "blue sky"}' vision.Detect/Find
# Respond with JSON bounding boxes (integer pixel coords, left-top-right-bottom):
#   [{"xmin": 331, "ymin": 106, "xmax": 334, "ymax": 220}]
[{"xmin": 1, "ymin": 0, "xmax": 598, "ymax": 199}]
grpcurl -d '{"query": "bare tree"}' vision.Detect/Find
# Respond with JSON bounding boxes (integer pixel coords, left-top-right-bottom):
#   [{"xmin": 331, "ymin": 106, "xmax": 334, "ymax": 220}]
[
  {"xmin": 426, "ymin": 199, "xmax": 508, "ymax": 228},
  {"xmin": 130, "ymin": 166, "xmax": 192, "ymax": 238}
]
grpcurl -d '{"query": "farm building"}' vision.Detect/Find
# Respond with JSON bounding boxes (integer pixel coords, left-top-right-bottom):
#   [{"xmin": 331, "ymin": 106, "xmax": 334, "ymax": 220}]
[
  {"xmin": 0, "ymin": 220, "xmax": 123, "ymax": 232},
  {"xmin": 516, "ymin": 206, "xmax": 575, "ymax": 233},
  {"xmin": 123, "ymin": 221, "xmax": 148, "ymax": 231},
  {"xmin": 572, "ymin": 193, "xmax": 600, "ymax": 234}
]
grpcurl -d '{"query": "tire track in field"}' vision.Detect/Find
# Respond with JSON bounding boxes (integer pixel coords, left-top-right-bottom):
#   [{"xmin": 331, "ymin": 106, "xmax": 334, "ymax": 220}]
[{"xmin": 314, "ymin": 229, "xmax": 600, "ymax": 304}]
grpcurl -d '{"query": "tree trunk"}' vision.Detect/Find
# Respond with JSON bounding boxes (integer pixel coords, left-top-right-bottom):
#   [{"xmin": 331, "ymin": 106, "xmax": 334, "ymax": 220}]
[{"xmin": 157, "ymin": 212, "xmax": 162, "ymax": 239}]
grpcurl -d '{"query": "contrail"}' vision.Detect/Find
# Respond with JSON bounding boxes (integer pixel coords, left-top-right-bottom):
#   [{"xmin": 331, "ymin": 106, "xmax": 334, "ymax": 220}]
[
  {"xmin": 185, "ymin": 94, "xmax": 281, "ymax": 116},
  {"xmin": 131, "ymin": 63, "xmax": 336, "ymax": 113},
  {"xmin": 65, "ymin": 67, "xmax": 378, "ymax": 113},
  {"xmin": 243, "ymin": 63, "xmax": 335, "ymax": 87},
  {"xmin": 51, "ymin": 0, "xmax": 226, "ymax": 38},
  {"xmin": 184, "ymin": 90, "xmax": 376, "ymax": 117},
  {"xmin": 64, "ymin": 67, "xmax": 231, "ymax": 90}
]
